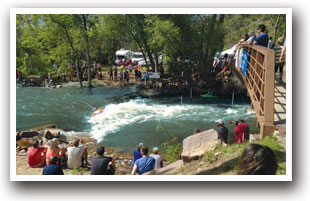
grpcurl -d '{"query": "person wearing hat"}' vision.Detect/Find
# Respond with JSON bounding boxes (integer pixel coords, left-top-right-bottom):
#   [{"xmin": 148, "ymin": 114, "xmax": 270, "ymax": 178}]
[
  {"xmin": 150, "ymin": 147, "xmax": 163, "ymax": 170},
  {"xmin": 90, "ymin": 146, "xmax": 115, "ymax": 175},
  {"xmin": 45, "ymin": 138, "xmax": 65, "ymax": 166},
  {"xmin": 216, "ymin": 119, "xmax": 228, "ymax": 145},
  {"xmin": 133, "ymin": 142, "xmax": 144, "ymax": 166}
]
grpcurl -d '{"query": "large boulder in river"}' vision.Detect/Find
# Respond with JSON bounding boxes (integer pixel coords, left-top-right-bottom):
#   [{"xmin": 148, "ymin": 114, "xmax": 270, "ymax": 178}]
[
  {"xmin": 19, "ymin": 131, "xmax": 39, "ymax": 138},
  {"xmin": 43, "ymin": 129, "xmax": 61, "ymax": 140},
  {"xmin": 33, "ymin": 124, "xmax": 56, "ymax": 131},
  {"xmin": 45, "ymin": 128, "xmax": 62, "ymax": 138},
  {"xmin": 181, "ymin": 129, "xmax": 218, "ymax": 162}
]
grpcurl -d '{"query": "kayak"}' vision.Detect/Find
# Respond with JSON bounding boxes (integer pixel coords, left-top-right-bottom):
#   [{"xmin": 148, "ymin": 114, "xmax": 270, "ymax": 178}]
[
  {"xmin": 92, "ymin": 108, "xmax": 104, "ymax": 117},
  {"xmin": 200, "ymin": 94, "xmax": 216, "ymax": 98}
]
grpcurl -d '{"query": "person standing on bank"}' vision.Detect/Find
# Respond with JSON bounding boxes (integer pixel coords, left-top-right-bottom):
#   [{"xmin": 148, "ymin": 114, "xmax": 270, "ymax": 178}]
[
  {"xmin": 131, "ymin": 146, "xmax": 155, "ymax": 175},
  {"xmin": 233, "ymin": 119, "xmax": 250, "ymax": 144},
  {"xmin": 216, "ymin": 119, "xmax": 228, "ymax": 145}
]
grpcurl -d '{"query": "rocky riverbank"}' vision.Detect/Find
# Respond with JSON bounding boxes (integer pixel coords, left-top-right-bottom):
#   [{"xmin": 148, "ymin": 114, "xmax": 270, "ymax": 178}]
[
  {"xmin": 19, "ymin": 69, "xmax": 248, "ymax": 99},
  {"xmin": 16, "ymin": 124, "xmax": 136, "ymax": 175}
]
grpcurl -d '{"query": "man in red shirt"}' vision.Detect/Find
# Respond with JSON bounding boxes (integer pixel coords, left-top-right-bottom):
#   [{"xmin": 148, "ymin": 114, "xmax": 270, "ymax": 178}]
[
  {"xmin": 233, "ymin": 120, "xmax": 250, "ymax": 144},
  {"xmin": 27, "ymin": 138, "xmax": 47, "ymax": 167}
]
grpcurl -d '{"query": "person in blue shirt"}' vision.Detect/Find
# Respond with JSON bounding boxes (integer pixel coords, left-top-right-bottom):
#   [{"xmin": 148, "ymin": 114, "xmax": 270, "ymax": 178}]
[
  {"xmin": 133, "ymin": 142, "xmax": 144, "ymax": 166},
  {"xmin": 253, "ymin": 24, "xmax": 269, "ymax": 47},
  {"xmin": 131, "ymin": 146, "xmax": 155, "ymax": 175},
  {"xmin": 42, "ymin": 155, "xmax": 64, "ymax": 175}
]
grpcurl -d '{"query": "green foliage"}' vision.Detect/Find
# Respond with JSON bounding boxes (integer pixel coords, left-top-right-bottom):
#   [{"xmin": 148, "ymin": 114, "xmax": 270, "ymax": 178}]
[
  {"xmin": 223, "ymin": 14, "xmax": 286, "ymax": 48},
  {"xmin": 204, "ymin": 150, "xmax": 217, "ymax": 163},
  {"xmin": 162, "ymin": 137, "xmax": 183, "ymax": 163},
  {"xmin": 202, "ymin": 136, "xmax": 286, "ymax": 175},
  {"xmin": 16, "ymin": 14, "xmax": 286, "ymax": 81},
  {"xmin": 71, "ymin": 166, "xmax": 88, "ymax": 175}
]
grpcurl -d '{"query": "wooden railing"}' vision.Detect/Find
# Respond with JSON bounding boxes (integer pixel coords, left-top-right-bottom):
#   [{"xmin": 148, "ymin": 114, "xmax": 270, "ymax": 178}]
[{"xmin": 235, "ymin": 44, "xmax": 275, "ymax": 138}]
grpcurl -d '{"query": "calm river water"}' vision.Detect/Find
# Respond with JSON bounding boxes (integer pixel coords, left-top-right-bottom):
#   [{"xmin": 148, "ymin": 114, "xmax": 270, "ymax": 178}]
[{"xmin": 16, "ymin": 86, "xmax": 258, "ymax": 152}]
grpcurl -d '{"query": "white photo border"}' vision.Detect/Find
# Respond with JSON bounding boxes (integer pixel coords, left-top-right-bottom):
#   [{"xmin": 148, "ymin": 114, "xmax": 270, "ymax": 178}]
[{"xmin": 10, "ymin": 7, "xmax": 292, "ymax": 181}]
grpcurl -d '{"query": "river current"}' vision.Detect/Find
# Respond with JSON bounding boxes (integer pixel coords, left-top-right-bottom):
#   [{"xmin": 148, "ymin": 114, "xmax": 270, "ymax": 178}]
[{"xmin": 16, "ymin": 86, "xmax": 258, "ymax": 152}]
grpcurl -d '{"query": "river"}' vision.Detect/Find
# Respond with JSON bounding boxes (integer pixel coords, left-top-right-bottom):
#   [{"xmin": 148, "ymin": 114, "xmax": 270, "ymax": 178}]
[{"xmin": 16, "ymin": 86, "xmax": 258, "ymax": 152}]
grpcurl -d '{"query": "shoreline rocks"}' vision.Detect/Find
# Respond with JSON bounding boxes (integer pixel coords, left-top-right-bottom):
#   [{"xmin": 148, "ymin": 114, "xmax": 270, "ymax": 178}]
[{"xmin": 181, "ymin": 129, "xmax": 219, "ymax": 162}]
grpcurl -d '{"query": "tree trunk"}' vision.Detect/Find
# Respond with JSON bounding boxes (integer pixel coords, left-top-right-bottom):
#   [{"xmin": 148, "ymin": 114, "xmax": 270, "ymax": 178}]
[
  {"xmin": 154, "ymin": 53, "xmax": 159, "ymax": 73},
  {"xmin": 219, "ymin": 14, "xmax": 225, "ymax": 24},
  {"xmin": 76, "ymin": 56, "xmax": 83, "ymax": 87},
  {"xmin": 82, "ymin": 14, "xmax": 92, "ymax": 88},
  {"xmin": 273, "ymin": 15, "xmax": 281, "ymax": 42}
]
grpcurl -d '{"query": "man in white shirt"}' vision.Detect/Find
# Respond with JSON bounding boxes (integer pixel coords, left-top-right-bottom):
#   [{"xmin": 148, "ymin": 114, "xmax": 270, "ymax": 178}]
[
  {"xmin": 66, "ymin": 138, "xmax": 88, "ymax": 169},
  {"xmin": 149, "ymin": 147, "xmax": 163, "ymax": 170}
]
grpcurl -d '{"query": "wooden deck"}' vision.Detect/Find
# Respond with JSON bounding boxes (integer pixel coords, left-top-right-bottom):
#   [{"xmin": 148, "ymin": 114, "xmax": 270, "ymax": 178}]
[{"xmin": 274, "ymin": 65, "xmax": 286, "ymax": 125}]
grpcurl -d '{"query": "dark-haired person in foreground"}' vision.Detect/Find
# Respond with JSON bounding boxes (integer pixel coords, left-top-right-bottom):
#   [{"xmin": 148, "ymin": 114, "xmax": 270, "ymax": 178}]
[
  {"xmin": 238, "ymin": 144, "xmax": 278, "ymax": 175},
  {"xmin": 42, "ymin": 155, "xmax": 64, "ymax": 175},
  {"xmin": 252, "ymin": 24, "xmax": 269, "ymax": 47},
  {"xmin": 90, "ymin": 146, "xmax": 115, "ymax": 175},
  {"xmin": 131, "ymin": 146, "xmax": 155, "ymax": 175}
]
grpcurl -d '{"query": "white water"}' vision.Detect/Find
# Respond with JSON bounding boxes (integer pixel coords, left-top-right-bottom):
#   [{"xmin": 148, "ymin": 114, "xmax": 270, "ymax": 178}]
[{"xmin": 88, "ymin": 98, "xmax": 255, "ymax": 140}]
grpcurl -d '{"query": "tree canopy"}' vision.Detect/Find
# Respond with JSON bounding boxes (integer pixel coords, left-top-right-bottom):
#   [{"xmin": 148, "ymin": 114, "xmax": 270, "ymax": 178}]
[{"xmin": 16, "ymin": 14, "xmax": 286, "ymax": 81}]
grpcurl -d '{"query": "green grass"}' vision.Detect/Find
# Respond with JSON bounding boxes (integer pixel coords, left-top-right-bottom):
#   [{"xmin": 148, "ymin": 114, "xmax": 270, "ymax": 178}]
[{"xmin": 202, "ymin": 136, "xmax": 286, "ymax": 175}]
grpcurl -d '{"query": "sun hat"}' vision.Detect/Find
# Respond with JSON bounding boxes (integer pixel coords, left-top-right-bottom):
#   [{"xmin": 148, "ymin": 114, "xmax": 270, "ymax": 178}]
[{"xmin": 153, "ymin": 147, "xmax": 159, "ymax": 153}]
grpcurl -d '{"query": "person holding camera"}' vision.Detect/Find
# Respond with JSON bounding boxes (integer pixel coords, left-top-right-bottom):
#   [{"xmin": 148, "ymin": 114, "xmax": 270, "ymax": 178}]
[{"xmin": 233, "ymin": 119, "xmax": 250, "ymax": 144}]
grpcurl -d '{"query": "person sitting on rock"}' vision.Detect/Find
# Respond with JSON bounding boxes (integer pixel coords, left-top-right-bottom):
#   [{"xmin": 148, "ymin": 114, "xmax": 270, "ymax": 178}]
[
  {"xmin": 216, "ymin": 119, "xmax": 228, "ymax": 145},
  {"xmin": 90, "ymin": 146, "xmax": 115, "ymax": 175},
  {"xmin": 133, "ymin": 142, "xmax": 144, "ymax": 166},
  {"xmin": 46, "ymin": 138, "xmax": 65, "ymax": 166},
  {"xmin": 42, "ymin": 155, "xmax": 64, "ymax": 175},
  {"xmin": 131, "ymin": 146, "xmax": 155, "ymax": 175},
  {"xmin": 237, "ymin": 144, "xmax": 278, "ymax": 175},
  {"xmin": 149, "ymin": 147, "xmax": 163, "ymax": 170},
  {"xmin": 66, "ymin": 138, "xmax": 89, "ymax": 169},
  {"xmin": 27, "ymin": 138, "xmax": 47, "ymax": 168}
]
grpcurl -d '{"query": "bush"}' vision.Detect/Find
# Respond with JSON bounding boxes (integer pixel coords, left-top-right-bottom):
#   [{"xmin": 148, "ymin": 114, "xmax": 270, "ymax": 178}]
[{"xmin": 162, "ymin": 137, "xmax": 183, "ymax": 163}]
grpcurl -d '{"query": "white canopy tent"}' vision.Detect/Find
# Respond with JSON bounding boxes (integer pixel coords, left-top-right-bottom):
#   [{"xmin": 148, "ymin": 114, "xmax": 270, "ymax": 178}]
[{"xmin": 220, "ymin": 44, "xmax": 238, "ymax": 56}]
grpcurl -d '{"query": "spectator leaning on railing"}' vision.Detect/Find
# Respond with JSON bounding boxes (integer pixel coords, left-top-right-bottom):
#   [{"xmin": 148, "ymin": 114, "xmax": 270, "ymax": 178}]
[{"xmin": 250, "ymin": 24, "xmax": 269, "ymax": 47}]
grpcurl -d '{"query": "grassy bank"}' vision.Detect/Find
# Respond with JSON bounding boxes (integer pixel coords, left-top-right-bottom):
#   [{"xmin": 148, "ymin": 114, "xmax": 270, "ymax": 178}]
[{"xmin": 173, "ymin": 136, "xmax": 286, "ymax": 175}]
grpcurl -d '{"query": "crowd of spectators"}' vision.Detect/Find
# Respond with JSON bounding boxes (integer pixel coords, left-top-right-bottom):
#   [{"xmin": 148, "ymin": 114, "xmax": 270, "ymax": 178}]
[{"xmin": 26, "ymin": 137, "xmax": 163, "ymax": 175}]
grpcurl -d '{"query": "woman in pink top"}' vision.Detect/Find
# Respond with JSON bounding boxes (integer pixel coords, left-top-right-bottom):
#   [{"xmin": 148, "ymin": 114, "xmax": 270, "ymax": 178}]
[{"xmin": 46, "ymin": 138, "xmax": 65, "ymax": 165}]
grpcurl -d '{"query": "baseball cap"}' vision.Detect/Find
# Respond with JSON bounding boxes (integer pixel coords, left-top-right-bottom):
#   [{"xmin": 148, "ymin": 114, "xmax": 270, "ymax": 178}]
[
  {"xmin": 216, "ymin": 119, "xmax": 224, "ymax": 125},
  {"xmin": 153, "ymin": 147, "xmax": 159, "ymax": 153},
  {"xmin": 138, "ymin": 142, "xmax": 144, "ymax": 147}
]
